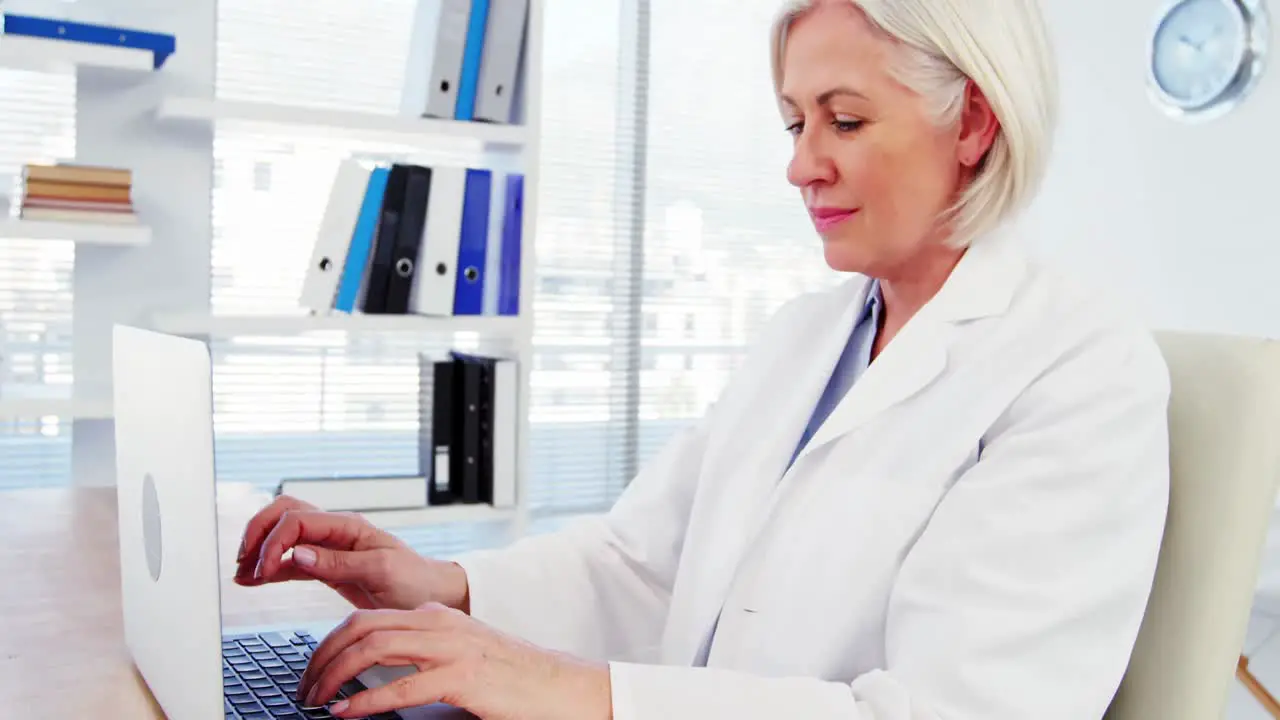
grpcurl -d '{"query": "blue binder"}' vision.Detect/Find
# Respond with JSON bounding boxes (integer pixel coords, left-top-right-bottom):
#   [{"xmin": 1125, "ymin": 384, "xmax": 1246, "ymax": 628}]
[
  {"xmin": 497, "ymin": 173, "xmax": 524, "ymax": 316},
  {"xmin": 453, "ymin": 170, "xmax": 493, "ymax": 315},
  {"xmin": 1, "ymin": 13, "xmax": 177, "ymax": 69},
  {"xmin": 454, "ymin": 0, "xmax": 491, "ymax": 121},
  {"xmin": 334, "ymin": 167, "xmax": 390, "ymax": 314}
]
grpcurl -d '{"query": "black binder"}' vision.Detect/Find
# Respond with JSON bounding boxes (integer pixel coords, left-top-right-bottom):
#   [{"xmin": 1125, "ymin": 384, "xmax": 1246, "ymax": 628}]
[
  {"xmin": 427, "ymin": 359, "xmax": 460, "ymax": 506},
  {"xmin": 384, "ymin": 165, "xmax": 432, "ymax": 314},
  {"xmin": 450, "ymin": 352, "xmax": 496, "ymax": 504},
  {"xmin": 362, "ymin": 163, "xmax": 409, "ymax": 314},
  {"xmin": 454, "ymin": 357, "xmax": 486, "ymax": 504}
]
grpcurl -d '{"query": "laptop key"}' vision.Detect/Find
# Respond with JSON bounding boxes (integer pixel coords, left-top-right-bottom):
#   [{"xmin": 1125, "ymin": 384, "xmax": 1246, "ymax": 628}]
[
  {"xmin": 261, "ymin": 696, "xmax": 291, "ymax": 708},
  {"xmin": 261, "ymin": 632, "xmax": 292, "ymax": 648},
  {"xmin": 225, "ymin": 682, "xmax": 247, "ymax": 694},
  {"xmin": 240, "ymin": 670, "xmax": 268, "ymax": 681},
  {"xmin": 286, "ymin": 660, "xmax": 308, "ymax": 672}
]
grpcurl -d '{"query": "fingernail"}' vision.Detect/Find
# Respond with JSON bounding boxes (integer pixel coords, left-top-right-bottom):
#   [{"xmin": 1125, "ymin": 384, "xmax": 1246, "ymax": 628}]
[
  {"xmin": 254, "ymin": 558, "xmax": 264, "ymax": 579},
  {"xmin": 294, "ymin": 547, "xmax": 317, "ymax": 567},
  {"xmin": 330, "ymin": 699, "xmax": 349, "ymax": 715}
]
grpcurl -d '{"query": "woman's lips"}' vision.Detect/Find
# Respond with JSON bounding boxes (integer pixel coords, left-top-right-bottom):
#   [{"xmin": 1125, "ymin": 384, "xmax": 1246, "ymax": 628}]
[{"xmin": 809, "ymin": 207, "xmax": 859, "ymax": 232}]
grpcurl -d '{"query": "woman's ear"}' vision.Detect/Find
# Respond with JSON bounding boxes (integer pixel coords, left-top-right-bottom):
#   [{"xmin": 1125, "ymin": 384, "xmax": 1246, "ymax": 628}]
[{"xmin": 957, "ymin": 80, "xmax": 999, "ymax": 168}]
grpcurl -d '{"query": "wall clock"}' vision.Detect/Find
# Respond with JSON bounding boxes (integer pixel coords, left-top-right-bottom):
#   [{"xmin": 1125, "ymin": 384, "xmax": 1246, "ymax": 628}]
[{"xmin": 1149, "ymin": 0, "xmax": 1269, "ymax": 120}]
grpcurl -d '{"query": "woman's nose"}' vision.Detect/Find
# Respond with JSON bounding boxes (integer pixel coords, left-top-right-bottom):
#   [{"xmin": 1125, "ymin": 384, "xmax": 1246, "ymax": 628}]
[{"xmin": 787, "ymin": 130, "xmax": 836, "ymax": 188}]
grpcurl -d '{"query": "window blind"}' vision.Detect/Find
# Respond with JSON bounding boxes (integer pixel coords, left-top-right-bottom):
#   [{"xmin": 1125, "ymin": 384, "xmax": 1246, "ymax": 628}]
[
  {"xmin": 0, "ymin": 67, "xmax": 77, "ymax": 490},
  {"xmin": 628, "ymin": 0, "xmax": 839, "ymax": 484}
]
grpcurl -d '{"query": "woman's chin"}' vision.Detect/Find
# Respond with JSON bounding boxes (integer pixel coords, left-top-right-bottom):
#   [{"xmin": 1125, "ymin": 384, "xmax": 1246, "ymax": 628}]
[{"xmin": 821, "ymin": 237, "xmax": 876, "ymax": 274}]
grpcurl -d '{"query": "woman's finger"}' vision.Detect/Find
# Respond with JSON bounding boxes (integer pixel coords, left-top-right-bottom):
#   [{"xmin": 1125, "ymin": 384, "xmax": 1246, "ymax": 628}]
[
  {"xmin": 330, "ymin": 667, "xmax": 456, "ymax": 719},
  {"xmin": 303, "ymin": 630, "xmax": 431, "ymax": 708},
  {"xmin": 255, "ymin": 510, "xmax": 368, "ymax": 582},
  {"xmin": 300, "ymin": 609, "xmax": 432, "ymax": 701},
  {"xmin": 235, "ymin": 496, "xmax": 315, "ymax": 574}
]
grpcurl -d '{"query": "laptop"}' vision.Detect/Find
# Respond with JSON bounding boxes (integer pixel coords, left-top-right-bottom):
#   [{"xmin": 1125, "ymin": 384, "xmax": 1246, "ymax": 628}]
[{"xmin": 111, "ymin": 324, "xmax": 476, "ymax": 720}]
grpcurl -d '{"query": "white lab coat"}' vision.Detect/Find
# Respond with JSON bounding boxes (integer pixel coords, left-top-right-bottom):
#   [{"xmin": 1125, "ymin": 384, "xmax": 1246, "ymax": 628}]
[{"xmin": 455, "ymin": 226, "xmax": 1171, "ymax": 720}]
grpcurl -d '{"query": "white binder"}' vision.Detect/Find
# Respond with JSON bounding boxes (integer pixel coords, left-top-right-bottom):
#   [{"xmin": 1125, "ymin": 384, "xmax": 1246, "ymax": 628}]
[
  {"xmin": 409, "ymin": 165, "xmax": 465, "ymax": 316},
  {"xmin": 473, "ymin": 0, "xmax": 529, "ymax": 124},
  {"xmin": 401, "ymin": 0, "xmax": 473, "ymax": 119},
  {"xmin": 298, "ymin": 159, "xmax": 371, "ymax": 314},
  {"xmin": 490, "ymin": 358, "xmax": 519, "ymax": 508}
]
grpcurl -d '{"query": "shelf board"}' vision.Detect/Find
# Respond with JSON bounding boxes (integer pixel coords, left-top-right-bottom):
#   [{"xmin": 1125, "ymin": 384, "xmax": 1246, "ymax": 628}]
[
  {"xmin": 155, "ymin": 97, "xmax": 529, "ymax": 154},
  {"xmin": 0, "ymin": 33, "xmax": 155, "ymax": 73},
  {"xmin": 0, "ymin": 397, "xmax": 112, "ymax": 420},
  {"xmin": 362, "ymin": 504, "xmax": 517, "ymax": 530},
  {"xmin": 147, "ymin": 312, "xmax": 523, "ymax": 337},
  {"xmin": 0, "ymin": 218, "xmax": 150, "ymax": 246}
]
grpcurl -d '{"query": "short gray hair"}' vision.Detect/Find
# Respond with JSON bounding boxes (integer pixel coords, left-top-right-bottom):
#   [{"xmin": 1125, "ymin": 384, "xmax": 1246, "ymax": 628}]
[{"xmin": 770, "ymin": 0, "xmax": 1059, "ymax": 248}]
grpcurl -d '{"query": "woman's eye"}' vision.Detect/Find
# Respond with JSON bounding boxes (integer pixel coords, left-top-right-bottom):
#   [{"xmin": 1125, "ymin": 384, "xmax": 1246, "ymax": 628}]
[
  {"xmin": 785, "ymin": 121, "xmax": 804, "ymax": 136},
  {"xmin": 834, "ymin": 119, "xmax": 864, "ymax": 132}
]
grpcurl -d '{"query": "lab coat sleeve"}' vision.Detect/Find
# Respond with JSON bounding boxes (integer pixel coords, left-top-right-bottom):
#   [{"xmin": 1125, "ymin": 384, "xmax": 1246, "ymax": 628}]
[
  {"xmin": 606, "ymin": 328, "xmax": 1172, "ymax": 720},
  {"xmin": 451, "ymin": 293, "xmax": 816, "ymax": 663},
  {"xmin": 451, "ymin": 416, "xmax": 709, "ymax": 663}
]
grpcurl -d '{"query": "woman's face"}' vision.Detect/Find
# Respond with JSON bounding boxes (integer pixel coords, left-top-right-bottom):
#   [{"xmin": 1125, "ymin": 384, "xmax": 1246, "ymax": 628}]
[{"xmin": 780, "ymin": 1, "xmax": 995, "ymax": 276}]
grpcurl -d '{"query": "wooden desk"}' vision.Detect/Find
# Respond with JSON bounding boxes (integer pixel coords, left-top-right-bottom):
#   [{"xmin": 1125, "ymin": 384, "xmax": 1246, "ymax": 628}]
[{"xmin": 0, "ymin": 484, "xmax": 353, "ymax": 717}]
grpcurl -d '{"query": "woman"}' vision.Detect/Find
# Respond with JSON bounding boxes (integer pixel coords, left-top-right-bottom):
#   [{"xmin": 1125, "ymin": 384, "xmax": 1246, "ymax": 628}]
[{"xmin": 237, "ymin": 0, "xmax": 1171, "ymax": 717}]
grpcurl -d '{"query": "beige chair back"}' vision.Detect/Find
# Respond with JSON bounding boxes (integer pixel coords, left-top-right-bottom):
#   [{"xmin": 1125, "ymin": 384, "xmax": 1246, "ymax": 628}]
[{"xmin": 1107, "ymin": 331, "xmax": 1280, "ymax": 719}]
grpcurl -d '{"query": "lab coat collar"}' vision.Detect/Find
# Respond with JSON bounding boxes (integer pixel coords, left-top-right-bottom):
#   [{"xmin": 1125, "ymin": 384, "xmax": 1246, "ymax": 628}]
[
  {"xmin": 789, "ymin": 222, "xmax": 1028, "ymax": 467},
  {"xmin": 670, "ymin": 224, "xmax": 1031, "ymax": 666}
]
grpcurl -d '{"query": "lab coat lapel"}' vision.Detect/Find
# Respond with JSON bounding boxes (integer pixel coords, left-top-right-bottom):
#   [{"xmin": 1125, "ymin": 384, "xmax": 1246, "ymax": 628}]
[
  {"xmin": 790, "ymin": 227, "xmax": 1028, "ymax": 469},
  {"xmin": 666, "ymin": 276, "xmax": 875, "ymax": 666}
]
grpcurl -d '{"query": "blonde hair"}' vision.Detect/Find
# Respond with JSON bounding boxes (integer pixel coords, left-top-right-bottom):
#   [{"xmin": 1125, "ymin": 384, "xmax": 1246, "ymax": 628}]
[{"xmin": 770, "ymin": 0, "xmax": 1059, "ymax": 248}]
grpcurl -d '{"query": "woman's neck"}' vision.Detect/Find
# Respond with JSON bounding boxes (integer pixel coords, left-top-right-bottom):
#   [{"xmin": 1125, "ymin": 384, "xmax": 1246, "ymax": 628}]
[{"xmin": 871, "ymin": 242, "xmax": 967, "ymax": 358}]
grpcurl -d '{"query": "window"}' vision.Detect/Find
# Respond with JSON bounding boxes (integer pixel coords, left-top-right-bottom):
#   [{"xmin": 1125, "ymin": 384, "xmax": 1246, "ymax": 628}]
[
  {"xmin": 0, "ymin": 1, "xmax": 842, "ymax": 549},
  {"xmin": 0, "ymin": 66, "xmax": 77, "ymax": 490}
]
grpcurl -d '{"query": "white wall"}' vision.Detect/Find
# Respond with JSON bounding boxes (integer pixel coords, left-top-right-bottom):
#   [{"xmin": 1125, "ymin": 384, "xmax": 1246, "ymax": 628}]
[{"xmin": 1023, "ymin": 0, "xmax": 1280, "ymax": 606}]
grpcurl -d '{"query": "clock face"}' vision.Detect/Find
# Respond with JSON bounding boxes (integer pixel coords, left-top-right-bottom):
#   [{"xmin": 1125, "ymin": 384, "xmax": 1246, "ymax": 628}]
[{"xmin": 1151, "ymin": 0, "xmax": 1249, "ymax": 111}]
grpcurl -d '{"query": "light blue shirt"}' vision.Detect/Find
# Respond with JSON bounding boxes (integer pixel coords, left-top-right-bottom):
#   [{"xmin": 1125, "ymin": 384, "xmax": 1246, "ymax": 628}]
[
  {"xmin": 691, "ymin": 281, "xmax": 883, "ymax": 667},
  {"xmin": 787, "ymin": 280, "xmax": 883, "ymax": 469}
]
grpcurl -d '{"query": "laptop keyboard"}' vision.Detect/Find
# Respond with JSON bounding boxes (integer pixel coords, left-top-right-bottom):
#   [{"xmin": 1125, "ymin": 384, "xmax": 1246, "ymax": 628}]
[{"xmin": 222, "ymin": 630, "xmax": 399, "ymax": 720}]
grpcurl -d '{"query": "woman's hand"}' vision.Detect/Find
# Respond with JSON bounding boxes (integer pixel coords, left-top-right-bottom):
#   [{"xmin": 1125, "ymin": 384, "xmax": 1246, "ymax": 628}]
[
  {"xmin": 235, "ymin": 495, "xmax": 469, "ymax": 612},
  {"xmin": 297, "ymin": 603, "xmax": 612, "ymax": 720}
]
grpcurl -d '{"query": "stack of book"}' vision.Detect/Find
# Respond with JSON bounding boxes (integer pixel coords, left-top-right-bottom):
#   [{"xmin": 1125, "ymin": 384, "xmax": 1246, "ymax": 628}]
[{"xmin": 19, "ymin": 163, "xmax": 137, "ymax": 225}]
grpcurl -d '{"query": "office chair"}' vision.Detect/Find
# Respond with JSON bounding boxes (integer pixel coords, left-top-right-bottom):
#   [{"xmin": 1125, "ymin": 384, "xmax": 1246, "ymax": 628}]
[{"xmin": 1107, "ymin": 331, "xmax": 1280, "ymax": 719}]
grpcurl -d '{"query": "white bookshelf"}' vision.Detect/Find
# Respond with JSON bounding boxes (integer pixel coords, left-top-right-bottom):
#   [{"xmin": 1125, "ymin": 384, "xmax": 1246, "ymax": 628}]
[
  {"xmin": 0, "ymin": 33, "xmax": 156, "ymax": 73},
  {"xmin": 0, "ymin": 396, "xmax": 112, "ymax": 420},
  {"xmin": 147, "ymin": 312, "xmax": 525, "ymax": 337},
  {"xmin": 0, "ymin": 218, "xmax": 151, "ymax": 246},
  {"xmin": 0, "ymin": 0, "xmax": 547, "ymax": 544},
  {"xmin": 155, "ymin": 97, "xmax": 529, "ymax": 155}
]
